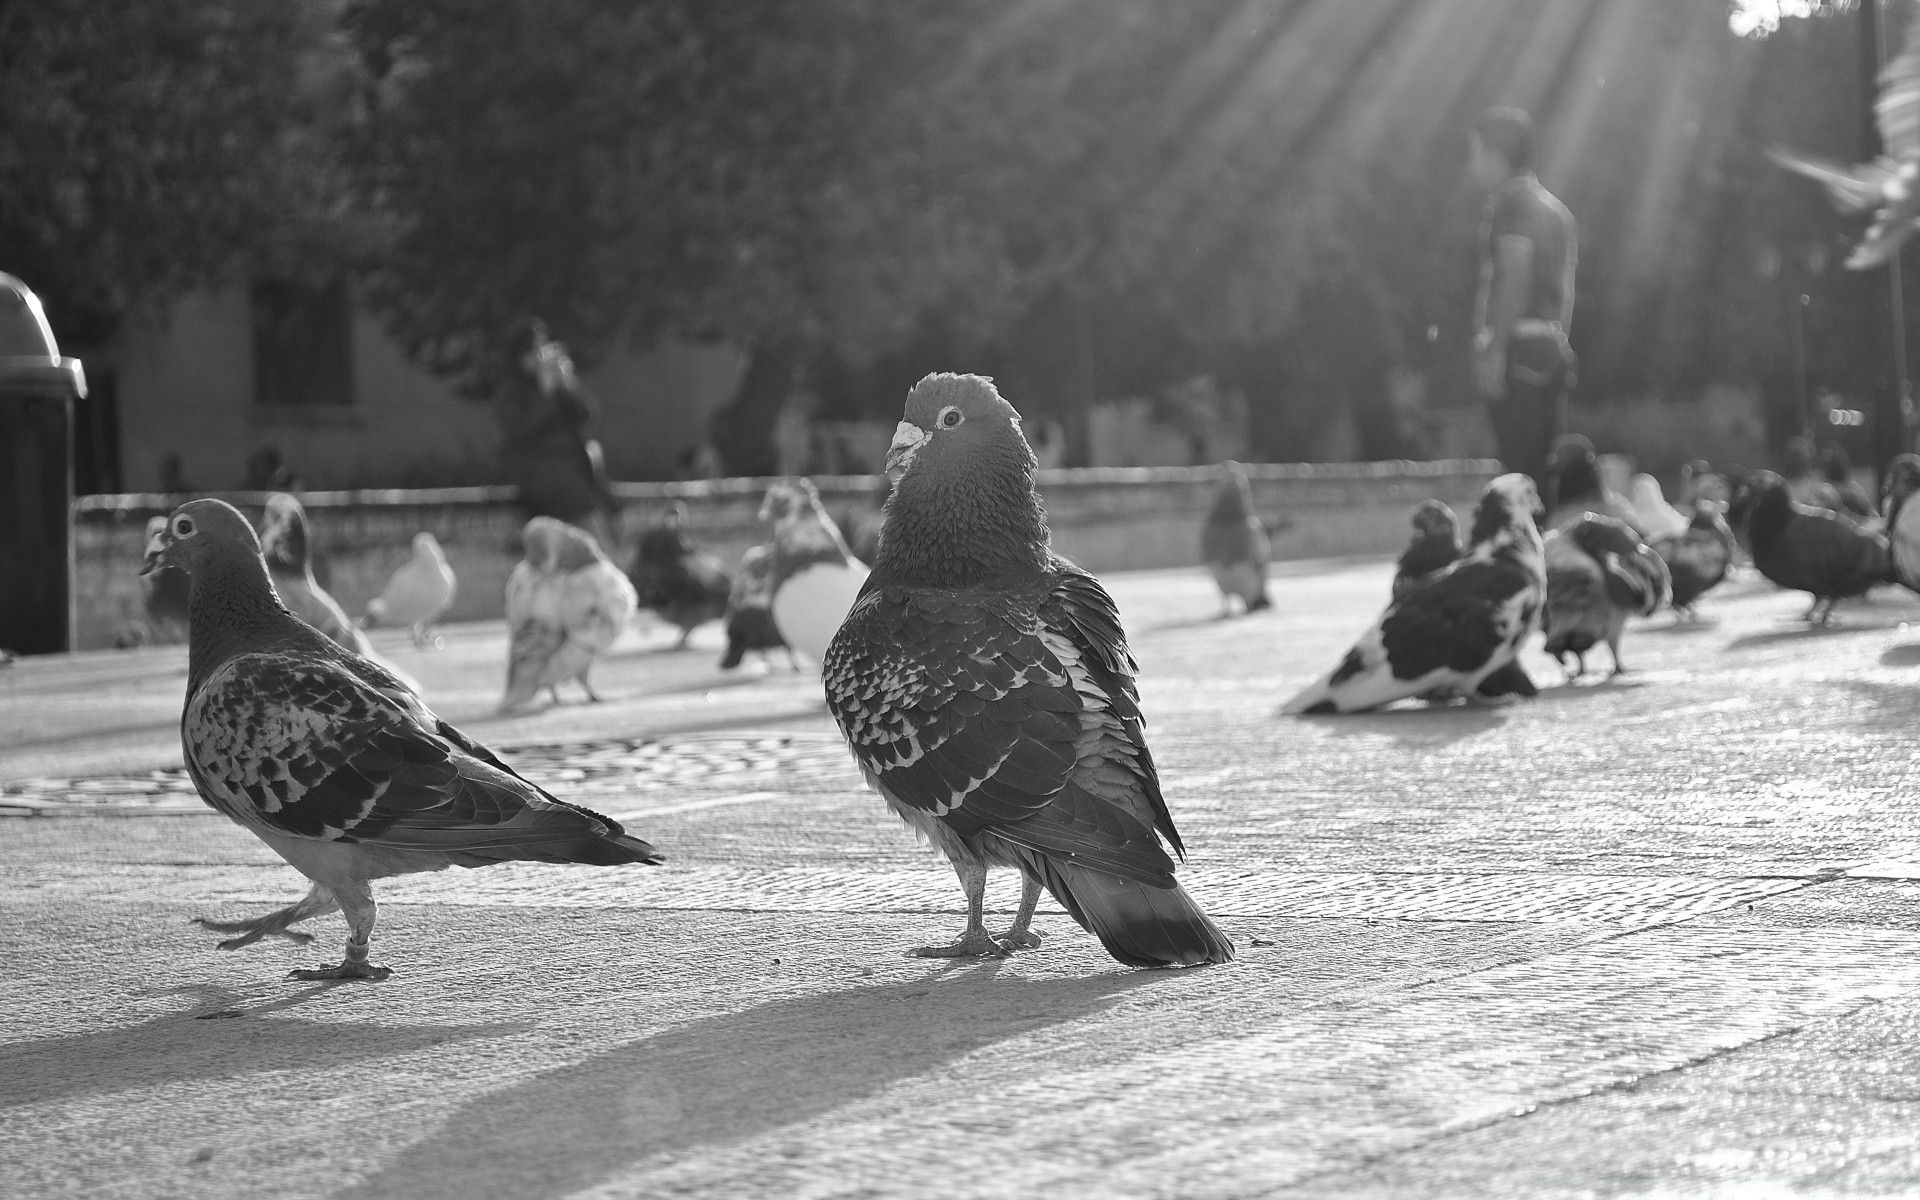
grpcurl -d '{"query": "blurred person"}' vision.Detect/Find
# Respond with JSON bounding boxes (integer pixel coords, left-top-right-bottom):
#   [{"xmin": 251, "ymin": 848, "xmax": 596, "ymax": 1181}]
[
  {"xmin": 157, "ymin": 451, "xmax": 194, "ymax": 494},
  {"xmin": 1469, "ymin": 107, "xmax": 1578, "ymax": 495},
  {"xmin": 496, "ymin": 317, "xmax": 617, "ymax": 552}
]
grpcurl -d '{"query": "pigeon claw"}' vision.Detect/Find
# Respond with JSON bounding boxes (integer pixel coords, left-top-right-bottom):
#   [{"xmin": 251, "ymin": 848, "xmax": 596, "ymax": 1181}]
[
  {"xmin": 289, "ymin": 961, "xmax": 392, "ymax": 982},
  {"xmin": 906, "ymin": 930, "xmax": 1013, "ymax": 958},
  {"xmin": 193, "ymin": 916, "xmax": 316, "ymax": 950},
  {"xmin": 996, "ymin": 928, "xmax": 1044, "ymax": 951}
]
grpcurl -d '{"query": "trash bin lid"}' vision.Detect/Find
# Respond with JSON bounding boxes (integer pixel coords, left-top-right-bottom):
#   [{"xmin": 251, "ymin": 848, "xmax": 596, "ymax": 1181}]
[{"xmin": 0, "ymin": 272, "xmax": 87, "ymax": 398}]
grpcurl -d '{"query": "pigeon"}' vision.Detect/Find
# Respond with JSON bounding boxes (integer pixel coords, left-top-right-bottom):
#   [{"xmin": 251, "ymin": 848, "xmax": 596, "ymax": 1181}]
[
  {"xmin": 1652, "ymin": 500, "xmax": 1738, "ymax": 619},
  {"xmin": 258, "ymin": 494, "xmax": 370, "ymax": 656},
  {"xmin": 501, "ymin": 516, "xmax": 638, "ymax": 711},
  {"xmin": 1821, "ymin": 446, "xmax": 1878, "ymax": 526},
  {"xmin": 1392, "ymin": 500, "xmax": 1461, "ymax": 602},
  {"xmin": 1727, "ymin": 469, "xmax": 1892, "ymax": 624},
  {"xmin": 719, "ymin": 544, "xmax": 796, "ymax": 670},
  {"xmin": 364, "ymin": 531, "xmax": 457, "ymax": 646},
  {"xmin": 1201, "ymin": 462, "xmax": 1272, "ymax": 614},
  {"xmin": 1766, "ymin": 12, "xmax": 1920, "ymax": 270},
  {"xmin": 1677, "ymin": 459, "xmax": 1728, "ymax": 509},
  {"xmin": 1882, "ymin": 453, "xmax": 1920, "ymax": 593},
  {"xmin": 140, "ymin": 514, "xmax": 192, "ymax": 643},
  {"xmin": 1629, "ymin": 474, "xmax": 1690, "ymax": 542},
  {"xmin": 141, "ymin": 499, "xmax": 663, "ymax": 980},
  {"xmin": 1541, "ymin": 514, "xmax": 1671, "ymax": 678},
  {"xmin": 1544, "ymin": 435, "xmax": 1644, "ymax": 536},
  {"xmin": 628, "ymin": 502, "xmax": 732, "ymax": 649},
  {"xmin": 761, "ymin": 477, "xmax": 871, "ymax": 666},
  {"xmin": 824, "ymin": 372, "xmax": 1233, "ymax": 969},
  {"xmin": 1282, "ymin": 473, "xmax": 1546, "ymax": 714}
]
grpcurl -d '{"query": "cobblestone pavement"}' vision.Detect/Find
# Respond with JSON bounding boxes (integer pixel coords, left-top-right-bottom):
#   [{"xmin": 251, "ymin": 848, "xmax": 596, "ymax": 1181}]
[{"xmin": 8, "ymin": 561, "xmax": 1920, "ymax": 1198}]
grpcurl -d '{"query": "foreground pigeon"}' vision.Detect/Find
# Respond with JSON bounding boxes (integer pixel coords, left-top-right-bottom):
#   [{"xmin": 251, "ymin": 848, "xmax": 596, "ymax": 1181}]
[
  {"xmin": 363, "ymin": 531, "xmax": 457, "ymax": 646},
  {"xmin": 1729, "ymin": 469, "xmax": 1891, "ymax": 624},
  {"xmin": 1652, "ymin": 501, "xmax": 1737, "ymax": 619},
  {"xmin": 140, "ymin": 514, "xmax": 192, "ymax": 643},
  {"xmin": 143, "ymin": 499, "xmax": 662, "ymax": 980},
  {"xmin": 1542, "ymin": 514, "xmax": 1671, "ymax": 678},
  {"xmin": 1392, "ymin": 500, "xmax": 1462, "ymax": 602},
  {"xmin": 719, "ymin": 544, "xmax": 795, "ymax": 670},
  {"xmin": 1282, "ymin": 473, "xmax": 1546, "ymax": 714},
  {"xmin": 501, "ymin": 517, "xmax": 637, "ymax": 710},
  {"xmin": 1882, "ymin": 454, "xmax": 1920, "ymax": 594},
  {"xmin": 762, "ymin": 477, "xmax": 870, "ymax": 665},
  {"xmin": 1201, "ymin": 462, "xmax": 1272, "ymax": 614},
  {"xmin": 259, "ymin": 494, "xmax": 370, "ymax": 655},
  {"xmin": 824, "ymin": 373, "xmax": 1233, "ymax": 968},
  {"xmin": 629, "ymin": 502, "xmax": 732, "ymax": 648},
  {"xmin": 1544, "ymin": 435, "xmax": 1643, "ymax": 536}
]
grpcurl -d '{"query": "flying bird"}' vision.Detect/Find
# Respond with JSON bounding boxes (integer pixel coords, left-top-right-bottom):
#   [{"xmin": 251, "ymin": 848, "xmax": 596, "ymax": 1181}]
[
  {"xmin": 501, "ymin": 516, "xmax": 637, "ymax": 711},
  {"xmin": 258, "ymin": 494, "xmax": 370, "ymax": 655},
  {"xmin": 824, "ymin": 373, "xmax": 1233, "ymax": 969},
  {"xmin": 142, "ymin": 499, "xmax": 662, "ymax": 980},
  {"xmin": 1767, "ymin": 13, "xmax": 1920, "ymax": 270},
  {"xmin": 1282, "ymin": 474, "xmax": 1546, "ymax": 714},
  {"xmin": 1652, "ymin": 500, "xmax": 1737, "ymax": 620},
  {"xmin": 1201, "ymin": 462, "xmax": 1272, "ymax": 614},
  {"xmin": 761, "ymin": 477, "xmax": 870, "ymax": 665},
  {"xmin": 1392, "ymin": 500, "xmax": 1461, "ymax": 602},
  {"xmin": 140, "ymin": 514, "xmax": 192, "ymax": 643},
  {"xmin": 363, "ymin": 531, "xmax": 457, "ymax": 646},
  {"xmin": 1544, "ymin": 435, "xmax": 1644, "ymax": 536},
  {"xmin": 628, "ymin": 502, "xmax": 732, "ymax": 649},
  {"xmin": 719, "ymin": 543, "xmax": 795, "ymax": 670},
  {"xmin": 1882, "ymin": 453, "xmax": 1920, "ymax": 593},
  {"xmin": 1728, "ymin": 469, "xmax": 1892, "ymax": 624},
  {"xmin": 1541, "ymin": 514, "xmax": 1671, "ymax": 678}
]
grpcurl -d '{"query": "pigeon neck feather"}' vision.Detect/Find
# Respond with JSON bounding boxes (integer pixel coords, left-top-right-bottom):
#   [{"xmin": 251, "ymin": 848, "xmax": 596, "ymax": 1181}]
[
  {"xmin": 186, "ymin": 548, "xmax": 304, "ymax": 693},
  {"xmin": 875, "ymin": 449, "xmax": 1050, "ymax": 589}
]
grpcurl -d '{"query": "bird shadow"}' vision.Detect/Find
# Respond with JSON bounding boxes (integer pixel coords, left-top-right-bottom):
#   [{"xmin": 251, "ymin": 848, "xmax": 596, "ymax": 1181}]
[
  {"xmin": 1881, "ymin": 643, "xmax": 1920, "ymax": 666},
  {"xmin": 1140, "ymin": 611, "xmax": 1251, "ymax": 635},
  {"xmin": 1534, "ymin": 676, "xmax": 1649, "ymax": 701},
  {"xmin": 1293, "ymin": 704, "xmax": 1509, "ymax": 747},
  {"xmin": 1723, "ymin": 619, "xmax": 1909, "ymax": 651},
  {"xmin": 1638, "ymin": 616, "xmax": 1722, "ymax": 636},
  {"xmin": 0, "ymin": 986, "xmax": 524, "ymax": 1110},
  {"xmin": 331, "ymin": 969, "xmax": 1154, "ymax": 1200}
]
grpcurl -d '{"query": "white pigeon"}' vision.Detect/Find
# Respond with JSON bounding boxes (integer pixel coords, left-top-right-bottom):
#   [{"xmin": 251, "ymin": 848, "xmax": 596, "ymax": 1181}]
[
  {"xmin": 760, "ymin": 478, "xmax": 870, "ymax": 666},
  {"xmin": 363, "ymin": 531, "xmax": 457, "ymax": 646},
  {"xmin": 1628, "ymin": 474, "xmax": 1690, "ymax": 542},
  {"xmin": 1282, "ymin": 473, "xmax": 1546, "ymax": 714},
  {"xmin": 500, "ymin": 516, "xmax": 637, "ymax": 711}
]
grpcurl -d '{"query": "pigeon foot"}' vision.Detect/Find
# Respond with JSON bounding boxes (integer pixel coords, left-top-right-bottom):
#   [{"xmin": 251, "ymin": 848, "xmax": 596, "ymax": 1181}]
[
  {"xmin": 194, "ymin": 915, "xmax": 316, "ymax": 951},
  {"xmin": 996, "ymin": 928, "xmax": 1043, "ymax": 950},
  {"xmin": 907, "ymin": 930, "xmax": 1011, "ymax": 958},
  {"xmin": 289, "ymin": 961, "xmax": 392, "ymax": 981}
]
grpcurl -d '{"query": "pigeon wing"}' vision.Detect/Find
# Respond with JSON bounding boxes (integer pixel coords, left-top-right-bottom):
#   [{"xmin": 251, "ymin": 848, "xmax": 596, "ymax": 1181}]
[{"xmin": 1379, "ymin": 559, "xmax": 1535, "ymax": 678}]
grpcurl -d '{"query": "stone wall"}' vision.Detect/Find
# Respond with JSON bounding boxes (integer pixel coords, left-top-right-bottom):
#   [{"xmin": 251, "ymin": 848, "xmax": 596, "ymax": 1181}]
[{"xmin": 74, "ymin": 459, "xmax": 1499, "ymax": 650}]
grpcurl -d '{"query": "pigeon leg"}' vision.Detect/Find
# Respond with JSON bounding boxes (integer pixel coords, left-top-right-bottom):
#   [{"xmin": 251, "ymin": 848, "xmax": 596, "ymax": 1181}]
[
  {"xmin": 290, "ymin": 882, "xmax": 391, "ymax": 982},
  {"xmin": 997, "ymin": 874, "xmax": 1045, "ymax": 950},
  {"xmin": 1607, "ymin": 636, "xmax": 1629, "ymax": 677},
  {"xmin": 675, "ymin": 627, "xmax": 693, "ymax": 650},
  {"xmin": 579, "ymin": 668, "xmax": 602, "ymax": 703},
  {"xmin": 908, "ymin": 861, "xmax": 1009, "ymax": 958},
  {"xmin": 194, "ymin": 884, "xmax": 336, "ymax": 950}
]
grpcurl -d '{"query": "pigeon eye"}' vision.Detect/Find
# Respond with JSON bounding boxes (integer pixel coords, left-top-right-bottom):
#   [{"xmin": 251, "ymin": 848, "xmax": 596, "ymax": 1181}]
[
  {"xmin": 938, "ymin": 407, "xmax": 964, "ymax": 429},
  {"xmin": 171, "ymin": 515, "xmax": 196, "ymax": 538}
]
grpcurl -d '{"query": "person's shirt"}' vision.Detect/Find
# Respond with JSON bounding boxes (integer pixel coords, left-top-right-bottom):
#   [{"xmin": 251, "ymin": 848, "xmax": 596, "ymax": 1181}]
[{"xmin": 1475, "ymin": 171, "xmax": 1577, "ymax": 332}]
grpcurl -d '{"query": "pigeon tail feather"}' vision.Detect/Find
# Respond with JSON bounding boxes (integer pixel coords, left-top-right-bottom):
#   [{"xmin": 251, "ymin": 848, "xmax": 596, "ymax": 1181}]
[{"xmin": 1027, "ymin": 853, "xmax": 1234, "ymax": 969}]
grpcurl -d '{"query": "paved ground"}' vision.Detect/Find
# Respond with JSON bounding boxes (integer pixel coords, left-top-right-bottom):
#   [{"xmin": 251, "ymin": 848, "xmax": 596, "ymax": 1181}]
[{"xmin": 8, "ymin": 560, "xmax": 1920, "ymax": 1198}]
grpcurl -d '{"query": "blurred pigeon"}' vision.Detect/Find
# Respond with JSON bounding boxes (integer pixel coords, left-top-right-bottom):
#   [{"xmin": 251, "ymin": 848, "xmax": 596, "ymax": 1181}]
[
  {"xmin": 1542, "ymin": 514, "xmax": 1671, "ymax": 678},
  {"xmin": 825, "ymin": 373, "xmax": 1233, "ymax": 968},
  {"xmin": 1821, "ymin": 446, "xmax": 1878, "ymax": 525},
  {"xmin": 142, "ymin": 499, "xmax": 662, "ymax": 980},
  {"xmin": 1767, "ymin": 15, "xmax": 1920, "ymax": 270},
  {"xmin": 259, "ymin": 494, "xmax": 369, "ymax": 655},
  {"xmin": 1282, "ymin": 474, "xmax": 1546, "ymax": 714},
  {"xmin": 1392, "ymin": 500, "xmax": 1461, "ymax": 602},
  {"xmin": 719, "ymin": 543, "xmax": 795, "ymax": 670},
  {"xmin": 140, "ymin": 514, "xmax": 192, "ymax": 643},
  {"xmin": 1728, "ymin": 469, "xmax": 1892, "ymax": 623},
  {"xmin": 1629, "ymin": 474, "xmax": 1690, "ymax": 542},
  {"xmin": 1883, "ymin": 453, "xmax": 1920, "ymax": 593},
  {"xmin": 1201, "ymin": 462, "xmax": 1272, "ymax": 614},
  {"xmin": 629, "ymin": 501, "xmax": 731, "ymax": 648},
  {"xmin": 363, "ymin": 532, "xmax": 456, "ymax": 646},
  {"xmin": 1677, "ymin": 459, "xmax": 1728, "ymax": 509},
  {"xmin": 501, "ymin": 517, "xmax": 637, "ymax": 711},
  {"xmin": 761, "ymin": 477, "xmax": 870, "ymax": 666},
  {"xmin": 1652, "ymin": 500, "xmax": 1738, "ymax": 620},
  {"xmin": 1544, "ymin": 435, "xmax": 1644, "ymax": 535}
]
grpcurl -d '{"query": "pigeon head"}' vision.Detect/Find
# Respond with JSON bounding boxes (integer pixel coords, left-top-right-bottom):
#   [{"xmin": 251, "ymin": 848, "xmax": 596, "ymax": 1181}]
[
  {"xmin": 142, "ymin": 499, "xmax": 267, "ymax": 582},
  {"xmin": 759, "ymin": 479, "xmax": 819, "ymax": 525},
  {"xmin": 1726, "ymin": 469, "xmax": 1782, "ymax": 526},
  {"xmin": 1410, "ymin": 499, "xmax": 1458, "ymax": 541},
  {"xmin": 258, "ymin": 493, "xmax": 311, "ymax": 574},
  {"xmin": 1208, "ymin": 462, "xmax": 1254, "ymax": 522},
  {"xmin": 1545, "ymin": 434, "xmax": 1601, "ymax": 510},
  {"xmin": 1469, "ymin": 473, "xmax": 1543, "ymax": 546},
  {"xmin": 875, "ymin": 373, "xmax": 1050, "ymax": 587},
  {"xmin": 411, "ymin": 532, "xmax": 446, "ymax": 564},
  {"xmin": 1883, "ymin": 453, "xmax": 1920, "ymax": 510},
  {"xmin": 521, "ymin": 516, "xmax": 602, "ymax": 571},
  {"xmin": 142, "ymin": 499, "xmax": 297, "ymax": 688}
]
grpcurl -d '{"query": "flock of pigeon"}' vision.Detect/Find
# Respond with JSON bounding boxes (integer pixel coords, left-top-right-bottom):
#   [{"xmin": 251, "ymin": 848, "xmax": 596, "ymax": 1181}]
[{"xmin": 1266, "ymin": 434, "xmax": 1920, "ymax": 714}]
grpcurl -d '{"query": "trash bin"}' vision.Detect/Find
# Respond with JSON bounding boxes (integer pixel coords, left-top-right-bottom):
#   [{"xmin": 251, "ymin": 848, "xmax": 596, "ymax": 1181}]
[{"xmin": 0, "ymin": 273, "xmax": 87, "ymax": 655}]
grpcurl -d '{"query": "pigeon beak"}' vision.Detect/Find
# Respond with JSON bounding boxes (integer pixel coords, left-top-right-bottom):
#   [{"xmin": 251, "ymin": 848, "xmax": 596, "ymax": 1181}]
[
  {"xmin": 139, "ymin": 529, "xmax": 168, "ymax": 577},
  {"xmin": 885, "ymin": 422, "xmax": 928, "ymax": 483}
]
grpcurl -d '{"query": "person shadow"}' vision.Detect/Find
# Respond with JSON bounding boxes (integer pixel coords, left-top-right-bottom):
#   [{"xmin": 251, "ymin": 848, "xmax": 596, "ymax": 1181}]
[{"xmin": 334, "ymin": 967, "xmax": 1154, "ymax": 1200}]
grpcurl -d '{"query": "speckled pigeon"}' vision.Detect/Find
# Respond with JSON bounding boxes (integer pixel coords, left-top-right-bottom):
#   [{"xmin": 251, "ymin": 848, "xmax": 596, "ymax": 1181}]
[
  {"xmin": 824, "ymin": 373, "xmax": 1233, "ymax": 969},
  {"xmin": 143, "ymin": 499, "xmax": 662, "ymax": 981},
  {"xmin": 1392, "ymin": 500, "xmax": 1462, "ymax": 602},
  {"xmin": 1541, "ymin": 513, "xmax": 1670, "ymax": 678},
  {"xmin": 501, "ymin": 516, "xmax": 637, "ymax": 711},
  {"xmin": 1282, "ymin": 474, "xmax": 1546, "ymax": 713}
]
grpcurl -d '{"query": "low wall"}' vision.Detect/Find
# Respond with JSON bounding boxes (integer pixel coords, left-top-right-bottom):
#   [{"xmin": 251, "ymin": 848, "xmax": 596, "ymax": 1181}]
[{"xmin": 73, "ymin": 459, "xmax": 1499, "ymax": 650}]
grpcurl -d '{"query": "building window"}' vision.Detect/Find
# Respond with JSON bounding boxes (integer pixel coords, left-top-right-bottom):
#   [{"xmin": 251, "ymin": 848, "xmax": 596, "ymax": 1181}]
[{"xmin": 250, "ymin": 277, "xmax": 354, "ymax": 407}]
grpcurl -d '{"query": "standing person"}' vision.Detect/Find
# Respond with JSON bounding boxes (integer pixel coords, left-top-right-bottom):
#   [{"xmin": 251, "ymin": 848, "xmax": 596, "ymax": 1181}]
[
  {"xmin": 496, "ymin": 317, "xmax": 618, "ymax": 553},
  {"xmin": 1469, "ymin": 107, "xmax": 1578, "ymax": 494}
]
